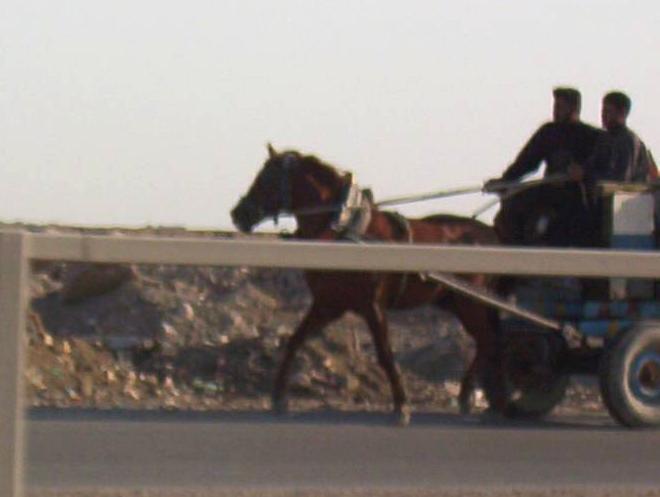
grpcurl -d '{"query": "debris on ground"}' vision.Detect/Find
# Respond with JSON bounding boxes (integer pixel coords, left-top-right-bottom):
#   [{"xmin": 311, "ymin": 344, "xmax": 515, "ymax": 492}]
[{"xmin": 8, "ymin": 222, "xmax": 604, "ymax": 415}]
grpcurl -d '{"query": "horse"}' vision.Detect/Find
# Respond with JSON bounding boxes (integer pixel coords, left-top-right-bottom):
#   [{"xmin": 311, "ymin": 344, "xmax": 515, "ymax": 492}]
[{"xmin": 231, "ymin": 144, "xmax": 507, "ymax": 425}]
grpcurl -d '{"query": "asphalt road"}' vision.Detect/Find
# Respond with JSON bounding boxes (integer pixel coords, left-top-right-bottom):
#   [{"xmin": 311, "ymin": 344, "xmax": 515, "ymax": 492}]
[{"xmin": 26, "ymin": 408, "xmax": 660, "ymax": 492}]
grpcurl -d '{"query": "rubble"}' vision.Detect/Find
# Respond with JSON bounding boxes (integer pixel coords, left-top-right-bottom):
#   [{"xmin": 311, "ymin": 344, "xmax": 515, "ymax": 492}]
[
  {"xmin": 61, "ymin": 264, "xmax": 135, "ymax": 304},
  {"xmin": 7, "ymin": 222, "xmax": 604, "ymax": 415}
]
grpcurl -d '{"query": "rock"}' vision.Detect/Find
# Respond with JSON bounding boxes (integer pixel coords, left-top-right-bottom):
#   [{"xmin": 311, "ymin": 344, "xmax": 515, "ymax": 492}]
[
  {"xmin": 41, "ymin": 332, "xmax": 54, "ymax": 348},
  {"xmin": 181, "ymin": 303, "xmax": 195, "ymax": 321},
  {"xmin": 291, "ymin": 372, "xmax": 312, "ymax": 389},
  {"xmin": 162, "ymin": 322, "xmax": 179, "ymax": 340},
  {"xmin": 123, "ymin": 385, "xmax": 141, "ymax": 401},
  {"xmin": 26, "ymin": 367, "xmax": 47, "ymax": 391},
  {"xmin": 59, "ymin": 340, "xmax": 72, "ymax": 355},
  {"xmin": 443, "ymin": 380, "xmax": 461, "ymax": 397},
  {"xmin": 65, "ymin": 387, "xmax": 80, "ymax": 401},
  {"xmin": 275, "ymin": 325, "xmax": 290, "ymax": 337},
  {"xmin": 105, "ymin": 370, "xmax": 117, "ymax": 383},
  {"xmin": 61, "ymin": 264, "xmax": 135, "ymax": 305},
  {"xmin": 228, "ymin": 311, "xmax": 247, "ymax": 330}
]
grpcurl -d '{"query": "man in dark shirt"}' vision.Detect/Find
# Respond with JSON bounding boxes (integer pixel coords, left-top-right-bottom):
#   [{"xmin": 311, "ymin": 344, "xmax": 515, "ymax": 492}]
[
  {"xmin": 486, "ymin": 88, "xmax": 603, "ymax": 246},
  {"xmin": 585, "ymin": 92, "xmax": 658, "ymax": 262},
  {"xmin": 586, "ymin": 91, "xmax": 657, "ymax": 184},
  {"xmin": 495, "ymin": 88, "xmax": 603, "ymax": 182}
]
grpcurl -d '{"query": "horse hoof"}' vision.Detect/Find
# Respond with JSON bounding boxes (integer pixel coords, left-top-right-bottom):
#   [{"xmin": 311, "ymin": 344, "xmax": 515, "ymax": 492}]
[
  {"xmin": 271, "ymin": 397, "xmax": 289, "ymax": 416},
  {"xmin": 394, "ymin": 405, "xmax": 411, "ymax": 427}
]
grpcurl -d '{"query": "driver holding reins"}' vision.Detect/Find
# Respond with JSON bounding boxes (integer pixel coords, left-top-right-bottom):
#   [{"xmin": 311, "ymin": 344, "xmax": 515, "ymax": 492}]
[{"xmin": 485, "ymin": 87, "xmax": 603, "ymax": 247}]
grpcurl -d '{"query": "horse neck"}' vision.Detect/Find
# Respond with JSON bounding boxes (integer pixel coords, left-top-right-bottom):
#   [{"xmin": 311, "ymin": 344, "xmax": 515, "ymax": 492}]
[
  {"xmin": 364, "ymin": 208, "xmax": 406, "ymax": 242},
  {"xmin": 291, "ymin": 159, "xmax": 347, "ymax": 239}
]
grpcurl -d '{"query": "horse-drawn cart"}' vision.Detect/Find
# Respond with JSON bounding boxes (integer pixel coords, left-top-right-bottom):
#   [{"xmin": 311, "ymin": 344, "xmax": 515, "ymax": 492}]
[
  {"xmin": 233, "ymin": 147, "xmax": 658, "ymax": 428},
  {"xmin": 463, "ymin": 182, "xmax": 660, "ymax": 427}
]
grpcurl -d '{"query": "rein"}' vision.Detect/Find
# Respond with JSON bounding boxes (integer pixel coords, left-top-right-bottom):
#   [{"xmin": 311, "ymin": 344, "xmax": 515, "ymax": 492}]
[
  {"xmin": 276, "ymin": 184, "xmax": 483, "ymax": 219},
  {"xmin": 471, "ymin": 174, "xmax": 571, "ymax": 218},
  {"xmin": 265, "ymin": 153, "xmax": 573, "ymax": 226},
  {"xmin": 375, "ymin": 185, "xmax": 484, "ymax": 207},
  {"xmin": 280, "ymin": 175, "xmax": 572, "ymax": 221}
]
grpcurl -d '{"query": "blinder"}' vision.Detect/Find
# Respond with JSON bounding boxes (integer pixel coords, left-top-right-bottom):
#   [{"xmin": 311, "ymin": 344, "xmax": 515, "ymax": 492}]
[{"xmin": 274, "ymin": 152, "xmax": 297, "ymax": 223}]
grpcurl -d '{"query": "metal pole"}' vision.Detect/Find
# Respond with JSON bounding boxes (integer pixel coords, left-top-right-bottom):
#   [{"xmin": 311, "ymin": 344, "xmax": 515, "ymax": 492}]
[{"xmin": 0, "ymin": 231, "xmax": 29, "ymax": 497}]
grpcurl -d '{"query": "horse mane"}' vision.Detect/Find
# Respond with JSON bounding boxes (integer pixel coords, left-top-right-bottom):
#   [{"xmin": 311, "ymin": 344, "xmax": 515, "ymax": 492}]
[{"xmin": 292, "ymin": 152, "xmax": 348, "ymax": 190}]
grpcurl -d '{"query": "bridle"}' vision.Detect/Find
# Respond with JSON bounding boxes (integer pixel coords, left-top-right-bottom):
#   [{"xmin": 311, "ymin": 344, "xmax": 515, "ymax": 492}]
[
  {"xmin": 249, "ymin": 152, "xmax": 372, "ymax": 237},
  {"xmin": 274, "ymin": 152, "xmax": 297, "ymax": 222},
  {"xmin": 234, "ymin": 152, "xmax": 299, "ymax": 227}
]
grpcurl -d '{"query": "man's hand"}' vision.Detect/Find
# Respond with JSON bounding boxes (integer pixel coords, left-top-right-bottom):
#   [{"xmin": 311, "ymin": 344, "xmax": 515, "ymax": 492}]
[
  {"xmin": 483, "ymin": 177, "xmax": 509, "ymax": 193},
  {"xmin": 567, "ymin": 163, "xmax": 584, "ymax": 182}
]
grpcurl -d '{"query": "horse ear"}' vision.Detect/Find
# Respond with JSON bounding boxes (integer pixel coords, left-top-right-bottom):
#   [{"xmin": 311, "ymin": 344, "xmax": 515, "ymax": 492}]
[{"xmin": 267, "ymin": 143, "xmax": 277, "ymax": 158}]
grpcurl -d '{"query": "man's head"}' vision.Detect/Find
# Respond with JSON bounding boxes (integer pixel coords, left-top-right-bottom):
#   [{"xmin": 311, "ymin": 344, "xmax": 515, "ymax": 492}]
[
  {"xmin": 552, "ymin": 87, "xmax": 581, "ymax": 123},
  {"xmin": 601, "ymin": 91, "xmax": 631, "ymax": 130}
]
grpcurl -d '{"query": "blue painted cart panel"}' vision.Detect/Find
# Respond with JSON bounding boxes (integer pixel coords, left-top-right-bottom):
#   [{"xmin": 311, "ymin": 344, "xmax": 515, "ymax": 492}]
[
  {"xmin": 515, "ymin": 300, "xmax": 660, "ymax": 320},
  {"xmin": 510, "ymin": 300, "xmax": 660, "ymax": 338}
]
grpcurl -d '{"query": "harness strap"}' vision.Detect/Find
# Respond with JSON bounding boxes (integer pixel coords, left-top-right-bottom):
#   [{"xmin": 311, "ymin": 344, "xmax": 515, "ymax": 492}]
[
  {"xmin": 279, "ymin": 153, "xmax": 296, "ymax": 216},
  {"xmin": 381, "ymin": 211, "xmax": 415, "ymax": 307},
  {"xmin": 332, "ymin": 180, "xmax": 372, "ymax": 238}
]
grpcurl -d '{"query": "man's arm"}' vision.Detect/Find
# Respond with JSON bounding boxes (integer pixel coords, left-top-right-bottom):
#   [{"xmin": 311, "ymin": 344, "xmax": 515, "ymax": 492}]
[{"xmin": 501, "ymin": 124, "xmax": 552, "ymax": 181}]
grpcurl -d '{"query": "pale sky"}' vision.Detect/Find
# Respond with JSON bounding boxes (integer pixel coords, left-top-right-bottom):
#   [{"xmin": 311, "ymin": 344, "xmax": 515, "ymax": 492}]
[{"xmin": 2, "ymin": 0, "xmax": 658, "ymax": 230}]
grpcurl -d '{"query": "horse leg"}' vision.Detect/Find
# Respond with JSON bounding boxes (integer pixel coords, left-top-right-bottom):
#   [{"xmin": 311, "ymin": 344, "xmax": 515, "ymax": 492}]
[
  {"xmin": 272, "ymin": 304, "xmax": 341, "ymax": 414},
  {"xmin": 458, "ymin": 358, "xmax": 477, "ymax": 415},
  {"xmin": 450, "ymin": 295, "xmax": 508, "ymax": 414},
  {"xmin": 362, "ymin": 304, "xmax": 410, "ymax": 426}
]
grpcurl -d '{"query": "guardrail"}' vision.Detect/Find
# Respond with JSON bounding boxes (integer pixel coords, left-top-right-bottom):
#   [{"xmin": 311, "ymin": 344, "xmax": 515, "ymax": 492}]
[{"xmin": 2, "ymin": 229, "xmax": 660, "ymax": 496}]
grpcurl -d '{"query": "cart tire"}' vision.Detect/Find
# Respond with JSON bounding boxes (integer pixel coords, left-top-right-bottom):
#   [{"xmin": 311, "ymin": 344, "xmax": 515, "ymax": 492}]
[
  {"xmin": 502, "ymin": 332, "xmax": 569, "ymax": 419},
  {"xmin": 599, "ymin": 324, "xmax": 660, "ymax": 428}
]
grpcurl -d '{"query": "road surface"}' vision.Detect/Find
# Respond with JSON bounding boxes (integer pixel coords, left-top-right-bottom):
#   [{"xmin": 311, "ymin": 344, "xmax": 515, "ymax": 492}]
[{"xmin": 26, "ymin": 408, "xmax": 660, "ymax": 496}]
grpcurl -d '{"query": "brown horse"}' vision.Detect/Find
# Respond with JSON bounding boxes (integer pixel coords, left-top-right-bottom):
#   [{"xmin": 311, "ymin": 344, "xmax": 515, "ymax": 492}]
[{"xmin": 231, "ymin": 145, "xmax": 507, "ymax": 424}]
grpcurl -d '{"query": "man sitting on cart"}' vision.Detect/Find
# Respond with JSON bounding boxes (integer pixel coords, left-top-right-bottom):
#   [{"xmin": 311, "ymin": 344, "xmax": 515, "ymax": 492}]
[
  {"xmin": 485, "ymin": 87, "xmax": 603, "ymax": 247},
  {"xmin": 583, "ymin": 91, "xmax": 657, "ymax": 185},
  {"xmin": 583, "ymin": 91, "xmax": 659, "ymax": 257}
]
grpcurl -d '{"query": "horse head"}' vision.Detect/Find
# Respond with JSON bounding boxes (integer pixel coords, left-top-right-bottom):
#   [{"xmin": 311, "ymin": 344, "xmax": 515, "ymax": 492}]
[{"xmin": 231, "ymin": 144, "xmax": 350, "ymax": 233}]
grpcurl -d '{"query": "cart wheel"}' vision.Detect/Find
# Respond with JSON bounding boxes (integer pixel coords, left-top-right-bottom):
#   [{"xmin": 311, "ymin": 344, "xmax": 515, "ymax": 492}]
[
  {"xmin": 599, "ymin": 324, "xmax": 660, "ymax": 428},
  {"xmin": 502, "ymin": 332, "xmax": 569, "ymax": 419}
]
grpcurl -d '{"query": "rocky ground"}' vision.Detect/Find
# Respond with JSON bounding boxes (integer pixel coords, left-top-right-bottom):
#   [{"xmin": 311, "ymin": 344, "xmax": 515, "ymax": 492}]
[{"xmin": 10, "ymin": 223, "xmax": 603, "ymax": 416}]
